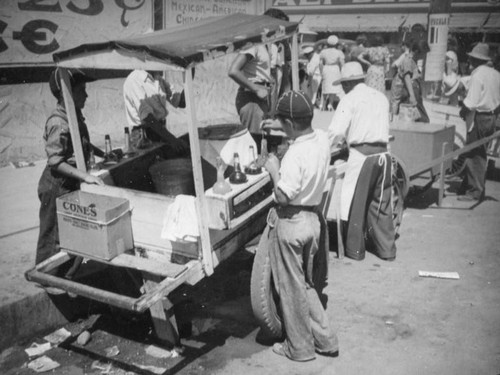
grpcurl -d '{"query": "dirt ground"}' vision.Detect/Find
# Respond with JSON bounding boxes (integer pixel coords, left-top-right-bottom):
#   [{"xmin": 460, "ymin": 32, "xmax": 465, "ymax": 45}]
[{"xmin": 1, "ymin": 167, "xmax": 500, "ymax": 375}]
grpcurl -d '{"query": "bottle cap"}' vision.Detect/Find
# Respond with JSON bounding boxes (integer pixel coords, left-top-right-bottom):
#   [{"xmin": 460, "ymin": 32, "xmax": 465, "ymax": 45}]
[
  {"xmin": 124, "ymin": 127, "xmax": 129, "ymax": 134},
  {"xmin": 105, "ymin": 134, "xmax": 110, "ymax": 140}
]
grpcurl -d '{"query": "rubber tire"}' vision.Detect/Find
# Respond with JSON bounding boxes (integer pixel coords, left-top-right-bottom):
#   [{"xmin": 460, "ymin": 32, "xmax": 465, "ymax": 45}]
[{"xmin": 250, "ymin": 225, "xmax": 284, "ymax": 339}]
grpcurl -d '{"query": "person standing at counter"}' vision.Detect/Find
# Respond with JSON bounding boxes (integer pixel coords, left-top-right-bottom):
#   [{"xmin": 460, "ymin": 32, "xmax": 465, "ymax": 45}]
[
  {"xmin": 261, "ymin": 91, "xmax": 339, "ymax": 362},
  {"xmin": 458, "ymin": 43, "xmax": 500, "ymax": 202},
  {"xmin": 123, "ymin": 69, "xmax": 188, "ymax": 156},
  {"xmin": 36, "ymin": 69, "xmax": 104, "ymax": 276},
  {"xmin": 328, "ymin": 62, "xmax": 397, "ymax": 262}
]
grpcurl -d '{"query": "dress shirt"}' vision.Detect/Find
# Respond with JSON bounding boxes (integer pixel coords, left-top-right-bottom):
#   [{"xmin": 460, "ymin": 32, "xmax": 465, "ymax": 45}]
[
  {"xmin": 240, "ymin": 45, "xmax": 272, "ymax": 84},
  {"xmin": 123, "ymin": 70, "xmax": 180, "ymax": 127},
  {"xmin": 463, "ymin": 64, "xmax": 500, "ymax": 113},
  {"xmin": 277, "ymin": 130, "xmax": 330, "ymax": 206},
  {"xmin": 328, "ymin": 83, "xmax": 390, "ymax": 149}
]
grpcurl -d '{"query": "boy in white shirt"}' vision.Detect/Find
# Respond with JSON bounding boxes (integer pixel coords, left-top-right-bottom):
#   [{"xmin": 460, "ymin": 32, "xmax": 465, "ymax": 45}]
[{"xmin": 261, "ymin": 91, "xmax": 339, "ymax": 361}]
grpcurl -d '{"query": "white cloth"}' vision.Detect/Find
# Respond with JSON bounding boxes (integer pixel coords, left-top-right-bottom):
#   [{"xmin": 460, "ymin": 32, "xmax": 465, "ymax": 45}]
[
  {"xmin": 123, "ymin": 69, "xmax": 181, "ymax": 127},
  {"xmin": 276, "ymin": 130, "xmax": 330, "ymax": 206},
  {"xmin": 328, "ymin": 83, "xmax": 391, "ymax": 220},
  {"xmin": 161, "ymin": 195, "xmax": 199, "ymax": 243},
  {"xmin": 463, "ymin": 64, "xmax": 500, "ymax": 113},
  {"xmin": 240, "ymin": 45, "xmax": 272, "ymax": 84},
  {"xmin": 199, "ymin": 130, "xmax": 258, "ymax": 169}
]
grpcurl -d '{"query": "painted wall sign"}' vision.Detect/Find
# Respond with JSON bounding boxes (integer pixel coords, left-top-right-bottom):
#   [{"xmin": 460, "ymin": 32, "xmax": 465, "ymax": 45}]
[
  {"xmin": 0, "ymin": 0, "xmax": 153, "ymax": 66},
  {"xmin": 164, "ymin": 0, "xmax": 264, "ymax": 26},
  {"xmin": 425, "ymin": 13, "xmax": 449, "ymax": 81}
]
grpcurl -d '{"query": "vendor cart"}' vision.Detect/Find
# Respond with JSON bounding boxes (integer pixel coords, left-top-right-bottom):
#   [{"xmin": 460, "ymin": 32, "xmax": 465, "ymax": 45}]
[{"xmin": 25, "ymin": 13, "xmax": 303, "ymax": 348}]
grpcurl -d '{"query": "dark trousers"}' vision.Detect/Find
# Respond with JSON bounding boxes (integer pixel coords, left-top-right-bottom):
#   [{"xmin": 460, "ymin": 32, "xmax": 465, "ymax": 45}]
[
  {"xmin": 345, "ymin": 153, "xmax": 397, "ymax": 260},
  {"xmin": 462, "ymin": 112, "xmax": 497, "ymax": 199}
]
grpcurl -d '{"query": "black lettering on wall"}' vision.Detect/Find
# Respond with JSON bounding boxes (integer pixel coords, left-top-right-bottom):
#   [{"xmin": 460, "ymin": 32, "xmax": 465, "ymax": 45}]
[
  {"xmin": 18, "ymin": 0, "xmax": 63, "ymax": 12},
  {"xmin": 67, "ymin": 0, "xmax": 103, "ymax": 16},
  {"xmin": 0, "ymin": 20, "xmax": 7, "ymax": 53},
  {"xmin": 115, "ymin": 0, "xmax": 146, "ymax": 27},
  {"xmin": 12, "ymin": 19, "xmax": 59, "ymax": 54}
]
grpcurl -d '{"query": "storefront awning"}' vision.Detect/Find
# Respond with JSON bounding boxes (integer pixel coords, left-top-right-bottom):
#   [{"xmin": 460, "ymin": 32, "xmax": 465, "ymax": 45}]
[
  {"xmin": 290, "ymin": 13, "xmax": 428, "ymax": 33},
  {"xmin": 291, "ymin": 12, "xmax": 500, "ymax": 34}
]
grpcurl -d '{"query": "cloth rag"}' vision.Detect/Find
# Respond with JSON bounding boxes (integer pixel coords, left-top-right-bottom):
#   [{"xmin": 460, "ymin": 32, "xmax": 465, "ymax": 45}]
[{"xmin": 161, "ymin": 195, "xmax": 199, "ymax": 243}]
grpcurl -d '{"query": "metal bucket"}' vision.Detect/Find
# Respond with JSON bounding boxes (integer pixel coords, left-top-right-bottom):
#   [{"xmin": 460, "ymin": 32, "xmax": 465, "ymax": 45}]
[{"xmin": 149, "ymin": 158, "xmax": 195, "ymax": 196}]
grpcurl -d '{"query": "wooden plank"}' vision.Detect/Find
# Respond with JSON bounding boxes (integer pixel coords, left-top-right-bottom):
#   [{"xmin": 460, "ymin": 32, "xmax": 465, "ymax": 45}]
[
  {"xmin": 110, "ymin": 253, "xmax": 187, "ymax": 278},
  {"xmin": 184, "ymin": 67, "xmax": 214, "ymax": 276},
  {"xmin": 291, "ymin": 33, "xmax": 299, "ymax": 91},
  {"xmin": 60, "ymin": 69, "xmax": 86, "ymax": 172},
  {"xmin": 34, "ymin": 251, "xmax": 72, "ymax": 273}
]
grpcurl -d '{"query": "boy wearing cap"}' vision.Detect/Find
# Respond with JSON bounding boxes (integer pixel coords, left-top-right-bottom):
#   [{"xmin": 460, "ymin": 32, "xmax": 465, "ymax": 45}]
[
  {"xmin": 261, "ymin": 91, "xmax": 339, "ymax": 362},
  {"xmin": 458, "ymin": 43, "xmax": 500, "ymax": 202},
  {"xmin": 328, "ymin": 62, "xmax": 397, "ymax": 262},
  {"xmin": 36, "ymin": 69, "xmax": 104, "ymax": 277}
]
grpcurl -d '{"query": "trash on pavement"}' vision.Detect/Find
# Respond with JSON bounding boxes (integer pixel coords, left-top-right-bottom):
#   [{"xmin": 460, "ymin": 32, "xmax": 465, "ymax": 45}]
[
  {"xmin": 145, "ymin": 345, "xmax": 173, "ymax": 359},
  {"xmin": 76, "ymin": 330, "xmax": 92, "ymax": 346},
  {"xmin": 25, "ymin": 342, "xmax": 52, "ymax": 357},
  {"xmin": 418, "ymin": 271, "xmax": 460, "ymax": 279},
  {"xmin": 43, "ymin": 327, "xmax": 72, "ymax": 345},
  {"xmin": 104, "ymin": 345, "xmax": 120, "ymax": 357},
  {"xmin": 27, "ymin": 355, "xmax": 60, "ymax": 372}
]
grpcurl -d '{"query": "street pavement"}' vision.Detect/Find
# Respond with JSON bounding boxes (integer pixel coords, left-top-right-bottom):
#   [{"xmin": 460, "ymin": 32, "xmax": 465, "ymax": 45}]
[{"xmin": 0, "ymin": 112, "xmax": 499, "ymax": 373}]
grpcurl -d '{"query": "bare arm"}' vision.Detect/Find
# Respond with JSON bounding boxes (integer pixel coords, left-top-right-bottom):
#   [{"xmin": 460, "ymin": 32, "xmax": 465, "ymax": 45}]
[
  {"xmin": 228, "ymin": 54, "xmax": 268, "ymax": 100},
  {"xmin": 264, "ymin": 153, "xmax": 291, "ymax": 206},
  {"xmin": 54, "ymin": 162, "xmax": 104, "ymax": 185},
  {"xmin": 403, "ymin": 74, "xmax": 417, "ymax": 105}
]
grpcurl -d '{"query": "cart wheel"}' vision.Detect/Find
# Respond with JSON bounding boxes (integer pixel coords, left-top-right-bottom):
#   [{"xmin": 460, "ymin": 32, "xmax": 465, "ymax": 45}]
[
  {"xmin": 250, "ymin": 226, "xmax": 283, "ymax": 339},
  {"xmin": 391, "ymin": 155, "xmax": 408, "ymax": 234}
]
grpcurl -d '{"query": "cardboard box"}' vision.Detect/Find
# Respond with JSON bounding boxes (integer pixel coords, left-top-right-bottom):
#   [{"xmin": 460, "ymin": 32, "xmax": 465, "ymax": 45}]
[{"xmin": 56, "ymin": 191, "xmax": 133, "ymax": 260}]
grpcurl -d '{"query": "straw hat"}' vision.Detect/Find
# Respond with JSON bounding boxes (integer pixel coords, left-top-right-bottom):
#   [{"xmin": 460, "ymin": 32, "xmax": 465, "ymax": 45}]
[
  {"xmin": 443, "ymin": 73, "xmax": 460, "ymax": 96},
  {"xmin": 467, "ymin": 43, "xmax": 491, "ymax": 61},
  {"xmin": 327, "ymin": 35, "xmax": 339, "ymax": 46},
  {"xmin": 301, "ymin": 46, "xmax": 314, "ymax": 55},
  {"xmin": 337, "ymin": 62, "xmax": 366, "ymax": 83}
]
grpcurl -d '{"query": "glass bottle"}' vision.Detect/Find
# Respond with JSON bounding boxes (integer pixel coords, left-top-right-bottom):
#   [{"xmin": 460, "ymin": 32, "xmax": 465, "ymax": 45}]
[
  {"xmin": 212, "ymin": 157, "xmax": 232, "ymax": 195},
  {"xmin": 137, "ymin": 127, "xmax": 152, "ymax": 149},
  {"xmin": 229, "ymin": 152, "xmax": 247, "ymax": 184},
  {"xmin": 87, "ymin": 149, "xmax": 98, "ymax": 172},
  {"xmin": 245, "ymin": 145, "xmax": 262, "ymax": 175},
  {"xmin": 104, "ymin": 134, "xmax": 112, "ymax": 160},
  {"xmin": 123, "ymin": 127, "xmax": 132, "ymax": 154}
]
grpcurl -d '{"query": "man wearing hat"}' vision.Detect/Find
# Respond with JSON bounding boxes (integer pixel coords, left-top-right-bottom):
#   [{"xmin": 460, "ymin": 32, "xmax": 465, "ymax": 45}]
[
  {"xmin": 328, "ymin": 62, "xmax": 397, "ymax": 261},
  {"xmin": 458, "ymin": 43, "xmax": 500, "ymax": 202},
  {"xmin": 260, "ymin": 91, "xmax": 339, "ymax": 362},
  {"xmin": 36, "ymin": 68, "xmax": 104, "ymax": 278}
]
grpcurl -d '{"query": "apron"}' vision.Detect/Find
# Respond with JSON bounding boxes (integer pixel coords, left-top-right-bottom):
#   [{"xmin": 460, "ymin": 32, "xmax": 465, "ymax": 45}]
[{"xmin": 340, "ymin": 148, "xmax": 390, "ymax": 221}]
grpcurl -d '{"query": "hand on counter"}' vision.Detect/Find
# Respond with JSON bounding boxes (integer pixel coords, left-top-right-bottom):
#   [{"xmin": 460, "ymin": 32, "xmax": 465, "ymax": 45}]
[{"xmin": 83, "ymin": 174, "xmax": 104, "ymax": 186}]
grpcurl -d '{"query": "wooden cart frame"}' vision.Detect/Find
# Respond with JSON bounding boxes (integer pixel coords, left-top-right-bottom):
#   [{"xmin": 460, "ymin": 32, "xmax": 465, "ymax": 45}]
[{"xmin": 25, "ymin": 14, "xmax": 301, "ymax": 347}]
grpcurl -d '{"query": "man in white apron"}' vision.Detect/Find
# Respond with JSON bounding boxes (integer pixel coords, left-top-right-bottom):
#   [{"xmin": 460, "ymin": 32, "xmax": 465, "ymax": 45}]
[{"xmin": 328, "ymin": 62, "xmax": 397, "ymax": 261}]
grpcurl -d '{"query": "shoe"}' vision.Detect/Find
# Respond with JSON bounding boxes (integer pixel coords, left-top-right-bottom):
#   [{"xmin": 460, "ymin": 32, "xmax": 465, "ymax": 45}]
[
  {"xmin": 272, "ymin": 343, "xmax": 315, "ymax": 362},
  {"xmin": 457, "ymin": 194, "xmax": 479, "ymax": 202},
  {"xmin": 381, "ymin": 256, "xmax": 396, "ymax": 262},
  {"xmin": 316, "ymin": 348, "xmax": 339, "ymax": 358}
]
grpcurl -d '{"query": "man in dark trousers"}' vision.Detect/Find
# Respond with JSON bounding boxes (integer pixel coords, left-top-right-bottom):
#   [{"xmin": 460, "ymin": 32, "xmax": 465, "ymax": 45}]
[
  {"xmin": 328, "ymin": 61, "xmax": 397, "ymax": 261},
  {"xmin": 458, "ymin": 43, "xmax": 500, "ymax": 202}
]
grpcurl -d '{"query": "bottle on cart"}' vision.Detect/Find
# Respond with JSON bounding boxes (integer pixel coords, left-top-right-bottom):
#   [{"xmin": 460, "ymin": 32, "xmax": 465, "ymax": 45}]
[
  {"xmin": 229, "ymin": 152, "xmax": 247, "ymax": 184},
  {"xmin": 137, "ymin": 127, "xmax": 152, "ymax": 149},
  {"xmin": 104, "ymin": 134, "xmax": 112, "ymax": 160},
  {"xmin": 212, "ymin": 157, "xmax": 232, "ymax": 195},
  {"xmin": 245, "ymin": 145, "xmax": 262, "ymax": 175},
  {"xmin": 256, "ymin": 132, "xmax": 268, "ymax": 168},
  {"xmin": 87, "ymin": 149, "xmax": 98, "ymax": 172},
  {"xmin": 123, "ymin": 127, "xmax": 132, "ymax": 155}
]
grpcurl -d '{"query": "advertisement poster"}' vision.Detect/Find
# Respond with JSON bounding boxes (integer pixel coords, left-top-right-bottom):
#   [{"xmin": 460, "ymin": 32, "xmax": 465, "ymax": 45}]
[
  {"xmin": 0, "ymin": 0, "xmax": 153, "ymax": 66},
  {"xmin": 164, "ymin": 0, "xmax": 264, "ymax": 27},
  {"xmin": 425, "ymin": 13, "xmax": 449, "ymax": 81}
]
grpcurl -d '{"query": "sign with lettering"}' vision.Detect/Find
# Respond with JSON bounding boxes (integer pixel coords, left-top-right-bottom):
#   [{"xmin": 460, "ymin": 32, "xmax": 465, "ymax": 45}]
[
  {"xmin": 0, "ymin": 1, "xmax": 153, "ymax": 67},
  {"xmin": 425, "ymin": 13, "xmax": 449, "ymax": 81},
  {"xmin": 165, "ymin": 0, "xmax": 263, "ymax": 26}
]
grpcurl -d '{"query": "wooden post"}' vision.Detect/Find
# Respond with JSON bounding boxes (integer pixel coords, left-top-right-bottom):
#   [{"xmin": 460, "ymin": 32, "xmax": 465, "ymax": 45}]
[
  {"xmin": 291, "ymin": 32, "xmax": 299, "ymax": 91},
  {"xmin": 438, "ymin": 142, "xmax": 447, "ymax": 207},
  {"xmin": 60, "ymin": 69, "xmax": 86, "ymax": 172},
  {"xmin": 184, "ymin": 67, "xmax": 214, "ymax": 276}
]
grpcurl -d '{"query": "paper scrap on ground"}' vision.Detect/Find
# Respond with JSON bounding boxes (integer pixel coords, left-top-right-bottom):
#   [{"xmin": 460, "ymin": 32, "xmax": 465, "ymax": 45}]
[
  {"xmin": 418, "ymin": 271, "xmax": 460, "ymax": 279},
  {"xmin": 27, "ymin": 356, "xmax": 60, "ymax": 372},
  {"xmin": 44, "ymin": 327, "xmax": 71, "ymax": 344},
  {"xmin": 135, "ymin": 364, "xmax": 166, "ymax": 374},
  {"xmin": 145, "ymin": 345, "xmax": 173, "ymax": 358},
  {"xmin": 104, "ymin": 345, "xmax": 120, "ymax": 357},
  {"xmin": 25, "ymin": 342, "xmax": 52, "ymax": 357}
]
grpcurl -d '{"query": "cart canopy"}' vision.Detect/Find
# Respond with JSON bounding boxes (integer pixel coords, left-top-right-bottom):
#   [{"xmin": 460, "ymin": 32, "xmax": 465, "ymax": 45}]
[{"xmin": 53, "ymin": 13, "xmax": 299, "ymax": 72}]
